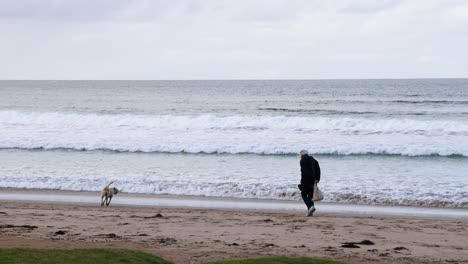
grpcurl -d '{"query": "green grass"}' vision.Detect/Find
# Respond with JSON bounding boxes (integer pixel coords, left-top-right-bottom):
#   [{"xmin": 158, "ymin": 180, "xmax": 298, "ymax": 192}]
[
  {"xmin": 0, "ymin": 249, "xmax": 345, "ymax": 264},
  {"xmin": 204, "ymin": 256, "xmax": 345, "ymax": 264},
  {"xmin": 0, "ymin": 248, "xmax": 173, "ymax": 264}
]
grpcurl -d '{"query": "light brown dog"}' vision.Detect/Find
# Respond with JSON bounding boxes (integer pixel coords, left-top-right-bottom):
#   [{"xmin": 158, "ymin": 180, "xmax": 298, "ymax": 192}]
[{"xmin": 101, "ymin": 181, "xmax": 119, "ymax": 206}]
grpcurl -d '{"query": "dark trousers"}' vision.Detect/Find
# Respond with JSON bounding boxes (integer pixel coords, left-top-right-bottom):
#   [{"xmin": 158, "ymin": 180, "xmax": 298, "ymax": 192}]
[{"xmin": 301, "ymin": 187, "xmax": 315, "ymax": 209}]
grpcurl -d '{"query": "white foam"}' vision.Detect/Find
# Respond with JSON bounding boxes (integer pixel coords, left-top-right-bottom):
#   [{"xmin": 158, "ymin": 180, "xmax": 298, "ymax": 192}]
[
  {"xmin": 0, "ymin": 110, "xmax": 467, "ymax": 156},
  {"xmin": 0, "ymin": 176, "xmax": 466, "ymax": 208}
]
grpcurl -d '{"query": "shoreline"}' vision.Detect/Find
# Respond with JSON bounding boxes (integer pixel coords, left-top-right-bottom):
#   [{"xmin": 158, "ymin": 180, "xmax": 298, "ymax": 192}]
[{"xmin": 1, "ymin": 188, "xmax": 467, "ymax": 220}]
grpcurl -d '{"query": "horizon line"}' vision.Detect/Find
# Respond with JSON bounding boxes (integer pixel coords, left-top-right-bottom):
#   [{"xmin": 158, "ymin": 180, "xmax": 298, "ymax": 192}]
[{"xmin": 1, "ymin": 77, "xmax": 467, "ymax": 81}]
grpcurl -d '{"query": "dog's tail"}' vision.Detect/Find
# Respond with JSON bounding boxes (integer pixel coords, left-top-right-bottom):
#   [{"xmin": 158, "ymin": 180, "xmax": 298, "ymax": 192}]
[{"xmin": 105, "ymin": 181, "xmax": 114, "ymax": 189}]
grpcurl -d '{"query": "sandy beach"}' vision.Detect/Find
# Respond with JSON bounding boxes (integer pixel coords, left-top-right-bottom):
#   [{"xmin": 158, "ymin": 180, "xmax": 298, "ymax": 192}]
[{"xmin": 1, "ymin": 192, "xmax": 467, "ymax": 264}]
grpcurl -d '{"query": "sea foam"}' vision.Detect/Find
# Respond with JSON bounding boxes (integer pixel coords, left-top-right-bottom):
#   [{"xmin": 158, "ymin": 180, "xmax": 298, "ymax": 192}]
[{"xmin": 1, "ymin": 110, "xmax": 467, "ymax": 156}]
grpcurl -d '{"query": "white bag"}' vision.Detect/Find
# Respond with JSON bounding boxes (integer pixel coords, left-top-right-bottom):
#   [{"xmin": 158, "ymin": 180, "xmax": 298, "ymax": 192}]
[{"xmin": 312, "ymin": 183, "xmax": 324, "ymax": 201}]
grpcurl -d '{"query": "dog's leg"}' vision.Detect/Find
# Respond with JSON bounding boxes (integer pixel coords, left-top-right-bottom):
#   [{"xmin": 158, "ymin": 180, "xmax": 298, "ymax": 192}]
[
  {"xmin": 101, "ymin": 196, "xmax": 105, "ymax": 206},
  {"xmin": 106, "ymin": 196, "xmax": 112, "ymax": 206}
]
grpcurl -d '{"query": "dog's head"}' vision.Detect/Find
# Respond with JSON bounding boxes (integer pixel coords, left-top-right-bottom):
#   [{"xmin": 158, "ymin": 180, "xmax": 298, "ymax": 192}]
[{"xmin": 112, "ymin": 187, "xmax": 119, "ymax": 195}]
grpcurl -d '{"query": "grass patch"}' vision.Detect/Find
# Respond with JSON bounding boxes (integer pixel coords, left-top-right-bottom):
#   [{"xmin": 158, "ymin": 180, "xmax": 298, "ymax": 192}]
[
  {"xmin": 204, "ymin": 256, "xmax": 345, "ymax": 264},
  {"xmin": 0, "ymin": 248, "xmax": 173, "ymax": 264},
  {"xmin": 0, "ymin": 249, "xmax": 345, "ymax": 264}
]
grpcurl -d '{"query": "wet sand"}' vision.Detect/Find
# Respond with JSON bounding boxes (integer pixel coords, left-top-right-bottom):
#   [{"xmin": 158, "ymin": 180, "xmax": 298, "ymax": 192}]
[
  {"xmin": 1, "ymin": 188, "xmax": 467, "ymax": 220},
  {"xmin": 0, "ymin": 195, "xmax": 467, "ymax": 263}
]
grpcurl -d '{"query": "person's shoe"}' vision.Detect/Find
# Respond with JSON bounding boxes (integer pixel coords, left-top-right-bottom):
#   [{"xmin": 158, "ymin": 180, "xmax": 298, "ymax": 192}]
[{"xmin": 307, "ymin": 206, "xmax": 316, "ymax": 217}]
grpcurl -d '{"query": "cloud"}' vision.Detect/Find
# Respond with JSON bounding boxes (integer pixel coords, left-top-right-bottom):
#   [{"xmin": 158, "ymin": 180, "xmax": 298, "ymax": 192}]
[
  {"xmin": 0, "ymin": 0, "xmax": 129, "ymax": 22},
  {"xmin": 339, "ymin": 0, "xmax": 401, "ymax": 14},
  {"xmin": 0, "ymin": 0, "xmax": 467, "ymax": 79}
]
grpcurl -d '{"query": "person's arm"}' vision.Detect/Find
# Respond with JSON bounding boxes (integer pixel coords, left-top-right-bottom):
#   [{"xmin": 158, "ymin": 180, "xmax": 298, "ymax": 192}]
[{"xmin": 313, "ymin": 159, "xmax": 320, "ymax": 183}]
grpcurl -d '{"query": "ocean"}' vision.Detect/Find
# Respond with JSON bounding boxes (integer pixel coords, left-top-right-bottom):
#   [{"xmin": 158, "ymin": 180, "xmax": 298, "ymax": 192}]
[{"xmin": 0, "ymin": 79, "xmax": 467, "ymax": 208}]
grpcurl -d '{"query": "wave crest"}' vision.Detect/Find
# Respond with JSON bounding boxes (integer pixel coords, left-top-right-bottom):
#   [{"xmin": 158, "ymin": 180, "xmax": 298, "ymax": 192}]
[{"xmin": 1, "ymin": 111, "xmax": 467, "ymax": 156}]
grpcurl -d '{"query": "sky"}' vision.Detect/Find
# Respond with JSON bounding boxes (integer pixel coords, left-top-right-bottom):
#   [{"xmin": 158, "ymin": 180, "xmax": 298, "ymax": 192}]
[{"xmin": 0, "ymin": 0, "xmax": 467, "ymax": 80}]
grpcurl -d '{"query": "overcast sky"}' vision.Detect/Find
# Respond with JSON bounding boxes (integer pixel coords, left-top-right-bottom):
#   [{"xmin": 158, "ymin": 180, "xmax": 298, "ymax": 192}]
[{"xmin": 1, "ymin": 0, "xmax": 467, "ymax": 80}]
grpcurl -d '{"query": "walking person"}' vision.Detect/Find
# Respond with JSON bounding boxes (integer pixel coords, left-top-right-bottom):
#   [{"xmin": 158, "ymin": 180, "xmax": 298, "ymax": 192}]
[{"xmin": 298, "ymin": 150, "xmax": 321, "ymax": 216}]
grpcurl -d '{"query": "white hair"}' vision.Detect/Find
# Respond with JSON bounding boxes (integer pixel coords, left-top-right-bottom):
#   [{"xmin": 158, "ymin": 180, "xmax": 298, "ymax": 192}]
[{"xmin": 299, "ymin": 150, "xmax": 308, "ymax": 155}]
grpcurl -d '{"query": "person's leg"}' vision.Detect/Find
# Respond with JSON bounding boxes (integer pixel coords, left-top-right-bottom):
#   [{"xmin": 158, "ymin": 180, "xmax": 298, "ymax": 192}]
[
  {"xmin": 308, "ymin": 187, "xmax": 315, "ymax": 208},
  {"xmin": 301, "ymin": 190, "xmax": 312, "ymax": 209},
  {"xmin": 306, "ymin": 188, "xmax": 316, "ymax": 216}
]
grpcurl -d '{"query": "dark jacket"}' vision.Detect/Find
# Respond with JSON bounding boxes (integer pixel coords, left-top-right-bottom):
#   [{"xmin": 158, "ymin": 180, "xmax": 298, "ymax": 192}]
[{"xmin": 300, "ymin": 154, "xmax": 321, "ymax": 186}]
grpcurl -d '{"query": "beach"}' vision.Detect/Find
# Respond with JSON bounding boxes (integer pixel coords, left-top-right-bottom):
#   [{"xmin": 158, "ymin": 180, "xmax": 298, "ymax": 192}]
[
  {"xmin": 1, "ymin": 191, "xmax": 467, "ymax": 264},
  {"xmin": 1, "ymin": 80, "xmax": 467, "ymax": 263}
]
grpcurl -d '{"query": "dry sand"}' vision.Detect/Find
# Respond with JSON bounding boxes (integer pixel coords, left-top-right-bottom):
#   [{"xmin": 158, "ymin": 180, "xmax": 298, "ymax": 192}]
[{"xmin": 0, "ymin": 200, "xmax": 467, "ymax": 264}]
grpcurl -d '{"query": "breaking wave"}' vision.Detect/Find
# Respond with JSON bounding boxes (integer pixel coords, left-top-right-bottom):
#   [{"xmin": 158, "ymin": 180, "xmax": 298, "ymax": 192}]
[
  {"xmin": 1, "ymin": 177, "xmax": 466, "ymax": 208},
  {"xmin": 1, "ymin": 110, "xmax": 467, "ymax": 157}
]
